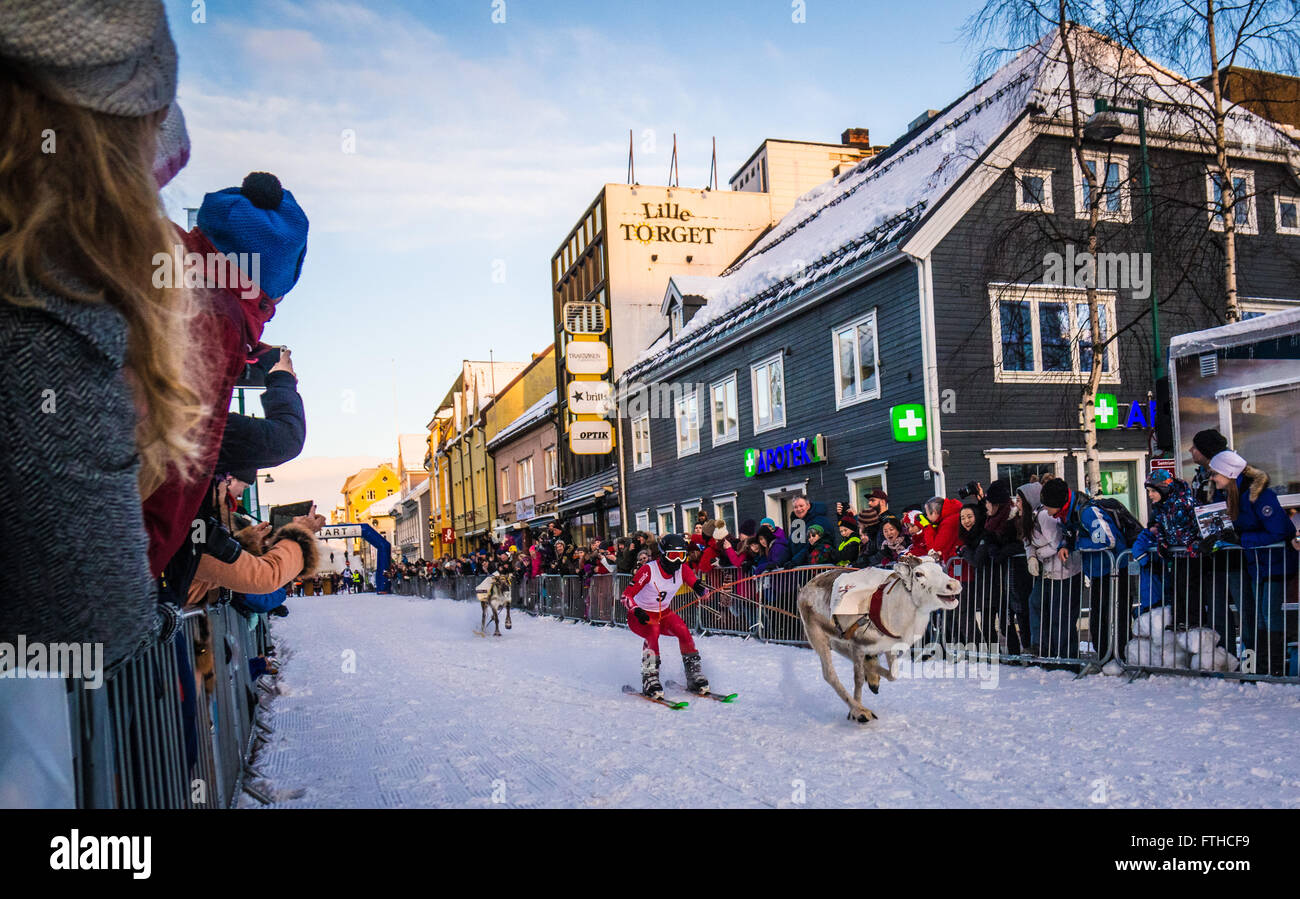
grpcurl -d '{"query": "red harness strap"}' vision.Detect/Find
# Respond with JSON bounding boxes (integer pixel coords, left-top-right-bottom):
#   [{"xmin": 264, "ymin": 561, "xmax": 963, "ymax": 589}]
[{"xmin": 839, "ymin": 583, "xmax": 900, "ymax": 641}]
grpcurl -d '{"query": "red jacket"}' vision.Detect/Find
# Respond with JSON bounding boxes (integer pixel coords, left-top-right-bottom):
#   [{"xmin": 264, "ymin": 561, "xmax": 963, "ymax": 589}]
[
  {"xmin": 925, "ymin": 498, "xmax": 964, "ymax": 563},
  {"xmin": 142, "ymin": 228, "xmax": 276, "ymax": 574}
]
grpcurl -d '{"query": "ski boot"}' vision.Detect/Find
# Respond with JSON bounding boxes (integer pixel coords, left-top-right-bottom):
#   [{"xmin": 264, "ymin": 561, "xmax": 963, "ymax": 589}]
[
  {"xmin": 682, "ymin": 651, "xmax": 709, "ymax": 694},
  {"xmin": 641, "ymin": 649, "xmax": 663, "ymax": 698}
]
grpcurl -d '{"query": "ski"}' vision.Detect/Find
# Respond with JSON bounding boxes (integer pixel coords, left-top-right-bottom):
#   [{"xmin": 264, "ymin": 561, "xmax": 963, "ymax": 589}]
[
  {"xmin": 622, "ymin": 685, "xmax": 689, "ymax": 709},
  {"xmin": 666, "ymin": 680, "xmax": 737, "ymax": 703}
]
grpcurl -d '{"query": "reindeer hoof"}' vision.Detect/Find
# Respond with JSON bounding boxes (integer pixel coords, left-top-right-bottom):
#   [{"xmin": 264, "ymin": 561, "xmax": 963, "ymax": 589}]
[
  {"xmin": 847, "ymin": 706, "xmax": 876, "ymax": 723},
  {"xmin": 505, "ymin": 623, "xmax": 512, "ymax": 630}
]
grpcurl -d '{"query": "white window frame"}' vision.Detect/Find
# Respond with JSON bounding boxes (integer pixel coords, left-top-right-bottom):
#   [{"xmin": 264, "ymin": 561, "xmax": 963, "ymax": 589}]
[
  {"xmin": 499, "ymin": 467, "xmax": 511, "ymax": 503},
  {"xmin": 712, "ymin": 493, "xmax": 738, "ymax": 537},
  {"xmin": 1072, "ymin": 449, "xmax": 1148, "ymax": 523},
  {"xmin": 1206, "ymin": 168, "xmax": 1257, "ymax": 234},
  {"xmin": 674, "ymin": 389, "xmax": 700, "ymax": 458},
  {"xmin": 516, "ymin": 457, "xmax": 534, "ymax": 498},
  {"xmin": 1274, "ymin": 193, "xmax": 1300, "ymax": 236},
  {"xmin": 762, "ymin": 481, "xmax": 808, "ymax": 529},
  {"xmin": 844, "ymin": 462, "xmax": 889, "ymax": 511},
  {"xmin": 709, "ymin": 372, "xmax": 739, "ymax": 446},
  {"xmin": 544, "ymin": 447, "xmax": 557, "ymax": 490},
  {"xmin": 750, "ymin": 353, "xmax": 787, "ymax": 435},
  {"xmin": 1073, "ymin": 151, "xmax": 1130, "ymax": 222},
  {"xmin": 830, "ymin": 310, "xmax": 882, "ymax": 409},
  {"xmin": 631, "ymin": 414, "xmax": 653, "ymax": 470},
  {"xmin": 680, "ymin": 499, "xmax": 703, "ymax": 534},
  {"xmin": 984, "ymin": 450, "xmax": 1068, "ymax": 485},
  {"xmin": 1014, "ymin": 166, "xmax": 1054, "ymax": 213},
  {"xmin": 989, "ymin": 284, "xmax": 1121, "ymax": 384},
  {"xmin": 655, "ymin": 506, "xmax": 675, "ymax": 537},
  {"xmin": 1240, "ymin": 296, "xmax": 1300, "ymax": 319},
  {"xmin": 669, "ymin": 302, "xmax": 684, "ymax": 336},
  {"xmin": 635, "ymin": 509, "xmax": 651, "ymax": 533}
]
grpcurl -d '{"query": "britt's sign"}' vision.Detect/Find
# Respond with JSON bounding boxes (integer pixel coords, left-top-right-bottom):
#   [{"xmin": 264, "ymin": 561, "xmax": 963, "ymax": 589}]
[
  {"xmin": 620, "ymin": 203, "xmax": 718, "ymax": 245},
  {"xmin": 743, "ymin": 434, "xmax": 827, "ymax": 478}
]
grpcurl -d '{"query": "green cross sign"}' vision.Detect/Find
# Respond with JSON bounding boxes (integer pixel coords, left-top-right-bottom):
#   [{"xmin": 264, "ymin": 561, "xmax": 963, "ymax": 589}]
[
  {"xmin": 1094, "ymin": 393, "xmax": 1118, "ymax": 429},
  {"xmin": 743, "ymin": 448, "xmax": 758, "ymax": 477},
  {"xmin": 890, "ymin": 404, "xmax": 927, "ymax": 442}
]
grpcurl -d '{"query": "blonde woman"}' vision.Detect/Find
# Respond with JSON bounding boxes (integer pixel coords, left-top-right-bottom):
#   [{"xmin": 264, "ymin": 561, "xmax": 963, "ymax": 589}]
[{"xmin": 0, "ymin": 2, "xmax": 204, "ymax": 668}]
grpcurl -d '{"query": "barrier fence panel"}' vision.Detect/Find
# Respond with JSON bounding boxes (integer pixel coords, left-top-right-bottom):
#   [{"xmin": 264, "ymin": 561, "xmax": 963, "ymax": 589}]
[
  {"xmin": 62, "ymin": 602, "xmax": 270, "ymax": 809},
  {"xmin": 1114, "ymin": 544, "xmax": 1299, "ymax": 683}
]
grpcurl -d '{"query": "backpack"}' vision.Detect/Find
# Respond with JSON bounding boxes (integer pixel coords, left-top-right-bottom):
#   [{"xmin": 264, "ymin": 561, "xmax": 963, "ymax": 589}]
[{"xmin": 1090, "ymin": 497, "xmax": 1143, "ymax": 546}]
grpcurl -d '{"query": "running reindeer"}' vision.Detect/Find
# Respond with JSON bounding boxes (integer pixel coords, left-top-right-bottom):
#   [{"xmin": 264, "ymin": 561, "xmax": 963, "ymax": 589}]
[{"xmin": 475, "ymin": 572, "xmax": 514, "ymax": 637}]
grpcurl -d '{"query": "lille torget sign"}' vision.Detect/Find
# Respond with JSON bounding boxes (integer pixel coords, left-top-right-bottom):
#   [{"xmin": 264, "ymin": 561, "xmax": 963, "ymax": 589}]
[
  {"xmin": 743, "ymin": 434, "xmax": 827, "ymax": 477},
  {"xmin": 619, "ymin": 203, "xmax": 718, "ymax": 245}
]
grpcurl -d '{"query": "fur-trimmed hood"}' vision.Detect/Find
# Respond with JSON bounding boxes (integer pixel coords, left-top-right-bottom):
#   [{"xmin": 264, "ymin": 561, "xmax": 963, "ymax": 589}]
[
  {"xmin": 273, "ymin": 523, "xmax": 320, "ymax": 577},
  {"xmin": 1242, "ymin": 465, "xmax": 1269, "ymax": 502}
]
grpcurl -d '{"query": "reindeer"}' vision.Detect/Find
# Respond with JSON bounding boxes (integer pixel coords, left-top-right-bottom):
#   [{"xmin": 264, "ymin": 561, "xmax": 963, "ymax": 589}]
[
  {"xmin": 797, "ymin": 554, "xmax": 960, "ymax": 723},
  {"xmin": 475, "ymin": 572, "xmax": 514, "ymax": 637}
]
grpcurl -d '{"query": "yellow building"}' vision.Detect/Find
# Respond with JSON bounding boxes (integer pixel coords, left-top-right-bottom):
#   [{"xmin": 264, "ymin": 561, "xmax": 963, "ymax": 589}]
[
  {"xmin": 431, "ymin": 360, "xmax": 527, "ymax": 556},
  {"xmin": 340, "ymin": 463, "xmax": 399, "ymax": 560},
  {"xmin": 482, "ymin": 346, "xmax": 558, "ymax": 538},
  {"xmin": 427, "ymin": 410, "xmax": 454, "ymax": 558}
]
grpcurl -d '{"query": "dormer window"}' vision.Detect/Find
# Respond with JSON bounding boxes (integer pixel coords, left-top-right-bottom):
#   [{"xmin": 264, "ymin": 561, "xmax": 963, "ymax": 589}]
[{"xmin": 670, "ymin": 301, "xmax": 684, "ymax": 336}]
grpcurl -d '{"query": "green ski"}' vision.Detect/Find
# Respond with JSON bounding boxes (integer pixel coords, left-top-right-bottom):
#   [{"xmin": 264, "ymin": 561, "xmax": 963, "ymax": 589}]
[{"xmin": 622, "ymin": 685, "xmax": 689, "ymax": 709}]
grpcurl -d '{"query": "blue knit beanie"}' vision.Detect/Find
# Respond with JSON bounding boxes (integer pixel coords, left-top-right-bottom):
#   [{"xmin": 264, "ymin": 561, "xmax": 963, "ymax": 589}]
[{"xmin": 197, "ymin": 172, "xmax": 308, "ymax": 299}]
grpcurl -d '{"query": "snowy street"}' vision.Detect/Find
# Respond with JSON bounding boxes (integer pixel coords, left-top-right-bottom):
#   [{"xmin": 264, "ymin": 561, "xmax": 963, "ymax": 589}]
[{"xmin": 252, "ymin": 594, "xmax": 1300, "ymax": 809}]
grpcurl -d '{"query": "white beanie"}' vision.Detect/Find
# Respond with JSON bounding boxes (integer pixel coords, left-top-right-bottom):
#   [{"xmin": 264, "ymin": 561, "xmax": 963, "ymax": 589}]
[{"xmin": 1209, "ymin": 450, "xmax": 1247, "ymax": 480}]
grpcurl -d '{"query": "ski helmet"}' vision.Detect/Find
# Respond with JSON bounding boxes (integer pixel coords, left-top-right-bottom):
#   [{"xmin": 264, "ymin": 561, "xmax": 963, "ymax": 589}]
[{"xmin": 657, "ymin": 533, "xmax": 689, "ymax": 575}]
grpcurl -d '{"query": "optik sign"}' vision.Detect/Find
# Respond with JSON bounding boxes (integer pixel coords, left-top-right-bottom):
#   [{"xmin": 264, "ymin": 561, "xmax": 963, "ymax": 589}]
[{"xmin": 744, "ymin": 434, "xmax": 827, "ymax": 477}]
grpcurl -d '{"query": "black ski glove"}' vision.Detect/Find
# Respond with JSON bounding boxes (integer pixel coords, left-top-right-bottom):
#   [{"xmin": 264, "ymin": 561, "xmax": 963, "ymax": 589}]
[{"xmin": 633, "ymin": 607, "xmax": 649, "ymax": 626}]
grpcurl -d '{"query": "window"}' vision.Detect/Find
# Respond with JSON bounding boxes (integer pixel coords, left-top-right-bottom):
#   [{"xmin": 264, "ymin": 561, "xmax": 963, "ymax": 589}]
[
  {"xmin": 1207, "ymin": 169, "xmax": 1256, "ymax": 234},
  {"xmin": 1014, "ymin": 167, "xmax": 1054, "ymax": 213},
  {"xmin": 366, "ymin": 490, "xmax": 375, "ymax": 500},
  {"xmin": 632, "ymin": 414, "xmax": 652, "ymax": 470},
  {"xmin": 669, "ymin": 302, "xmax": 683, "ymax": 336},
  {"xmin": 710, "ymin": 373, "xmax": 739, "ymax": 445},
  {"xmin": 987, "ymin": 454, "xmax": 1065, "ymax": 493},
  {"xmin": 656, "ymin": 507, "xmax": 675, "ymax": 537},
  {"xmin": 681, "ymin": 500, "xmax": 702, "ymax": 533},
  {"xmin": 845, "ymin": 464, "xmax": 888, "ymax": 515},
  {"xmin": 1240, "ymin": 297, "xmax": 1300, "ymax": 320},
  {"xmin": 499, "ymin": 467, "xmax": 510, "ymax": 503},
  {"xmin": 831, "ymin": 312, "xmax": 881, "ymax": 408},
  {"xmin": 544, "ymin": 447, "xmax": 557, "ymax": 489},
  {"xmin": 990, "ymin": 285, "xmax": 1120, "ymax": 383},
  {"xmin": 1275, "ymin": 194, "xmax": 1300, "ymax": 236},
  {"xmin": 750, "ymin": 354, "xmax": 786, "ymax": 433},
  {"xmin": 516, "ymin": 458, "xmax": 533, "ymax": 498},
  {"xmin": 635, "ymin": 510, "xmax": 651, "ymax": 533},
  {"xmin": 712, "ymin": 495, "xmax": 738, "ymax": 536},
  {"xmin": 1074, "ymin": 152, "xmax": 1129, "ymax": 222},
  {"xmin": 675, "ymin": 389, "xmax": 700, "ymax": 457}
]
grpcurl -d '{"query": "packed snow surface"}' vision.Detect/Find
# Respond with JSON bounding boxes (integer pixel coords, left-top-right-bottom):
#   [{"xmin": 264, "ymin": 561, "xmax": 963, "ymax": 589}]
[{"xmin": 253, "ymin": 594, "xmax": 1300, "ymax": 809}]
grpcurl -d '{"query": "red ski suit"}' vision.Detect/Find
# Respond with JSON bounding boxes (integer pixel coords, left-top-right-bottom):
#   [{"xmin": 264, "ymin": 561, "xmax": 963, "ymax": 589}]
[{"xmin": 621, "ymin": 559, "xmax": 705, "ymax": 655}]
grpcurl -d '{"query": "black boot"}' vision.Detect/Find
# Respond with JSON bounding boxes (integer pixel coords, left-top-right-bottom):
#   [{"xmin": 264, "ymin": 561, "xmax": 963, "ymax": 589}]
[
  {"xmin": 641, "ymin": 649, "xmax": 663, "ymax": 697},
  {"xmin": 683, "ymin": 651, "xmax": 709, "ymax": 694}
]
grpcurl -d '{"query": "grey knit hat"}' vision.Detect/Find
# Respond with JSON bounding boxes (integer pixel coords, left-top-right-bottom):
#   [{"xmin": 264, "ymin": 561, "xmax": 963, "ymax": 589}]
[{"xmin": 0, "ymin": 0, "xmax": 178, "ymax": 116}]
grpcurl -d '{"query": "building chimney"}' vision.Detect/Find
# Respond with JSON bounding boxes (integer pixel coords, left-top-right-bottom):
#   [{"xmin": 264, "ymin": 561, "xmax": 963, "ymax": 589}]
[
  {"xmin": 907, "ymin": 110, "xmax": 940, "ymax": 132},
  {"xmin": 841, "ymin": 128, "xmax": 871, "ymax": 147}
]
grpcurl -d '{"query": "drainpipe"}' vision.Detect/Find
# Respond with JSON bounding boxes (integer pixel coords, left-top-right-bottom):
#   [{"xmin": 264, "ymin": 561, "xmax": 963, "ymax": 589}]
[{"xmin": 912, "ymin": 255, "xmax": 946, "ymax": 497}]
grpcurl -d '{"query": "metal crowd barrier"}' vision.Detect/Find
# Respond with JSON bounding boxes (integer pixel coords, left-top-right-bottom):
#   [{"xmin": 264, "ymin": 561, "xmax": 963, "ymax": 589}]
[
  {"xmin": 66, "ymin": 602, "xmax": 271, "ymax": 809},
  {"xmin": 417, "ymin": 546, "xmax": 1299, "ymax": 684}
]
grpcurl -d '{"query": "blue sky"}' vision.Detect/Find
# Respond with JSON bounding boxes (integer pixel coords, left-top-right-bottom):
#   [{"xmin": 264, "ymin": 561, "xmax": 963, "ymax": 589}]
[{"xmin": 163, "ymin": 0, "xmax": 989, "ymax": 468}]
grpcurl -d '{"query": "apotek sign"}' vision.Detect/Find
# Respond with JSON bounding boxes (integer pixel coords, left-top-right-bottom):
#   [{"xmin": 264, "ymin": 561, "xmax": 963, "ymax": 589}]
[{"xmin": 743, "ymin": 434, "xmax": 827, "ymax": 478}]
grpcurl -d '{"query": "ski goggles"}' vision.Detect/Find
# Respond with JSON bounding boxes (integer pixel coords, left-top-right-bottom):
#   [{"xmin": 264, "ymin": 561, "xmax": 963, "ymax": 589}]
[{"xmin": 663, "ymin": 550, "xmax": 687, "ymax": 562}]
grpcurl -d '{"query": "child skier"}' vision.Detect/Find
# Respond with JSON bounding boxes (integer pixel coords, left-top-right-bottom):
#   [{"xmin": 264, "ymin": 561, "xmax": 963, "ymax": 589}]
[{"xmin": 621, "ymin": 533, "xmax": 711, "ymax": 697}]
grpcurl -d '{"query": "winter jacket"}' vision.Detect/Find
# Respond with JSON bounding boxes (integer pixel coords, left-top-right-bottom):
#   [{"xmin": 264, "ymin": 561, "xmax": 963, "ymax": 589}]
[
  {"xmin": 766, "ymin": 527, "xmax": 793, "ymax": 568},
  {"xmin": 1053, "ymin": 489, "xmax": 1127, "ymax": 576},
  {"xmin": 186, "ymin": 523, "xmax": 319, "ymax": 606},
  {"xmin": 700, "ymin": 539, "xmax": 742, "ymax": 573},
  {"xmin": 216, "ymin": 368, "xmax": 306, "ymax": 473},
  {"xmin": 1028, "ymin": 506, "xmax": 1082, "ymax": 580},
  {"xmin": 1147, "ymin": 477, "xmax": 1199, "ymax": 553},
  {"xmin": 925, "ymin": 498, "xmax": 964, "ymax": 562},
  {"xmin": 144, "ymin": 227, "xmax": 276, "ymax": 575},
  {"xmin": 786, "ymin": 502, "xmax": 833, "ymax": 567},
  {"xmin": 0, "ymin": 281, "xmax": 158, "ymax": 669},
  {"xmin": 1217, "ymin": 467, "xmax": 1299, "ymax": 579},
  {"xmin": 833, "ymin": 534, "xmax": 860, "ymax": 566}
]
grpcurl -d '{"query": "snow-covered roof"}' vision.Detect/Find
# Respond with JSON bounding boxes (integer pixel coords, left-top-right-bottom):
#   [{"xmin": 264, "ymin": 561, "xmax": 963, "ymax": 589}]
[
  {"xmin": 362, "ymin": 492, "xmax": 403, "ymax": 518},
  {"xmin": 623, "ymin": 27, "xmax": 1299, "ymax": 381},
  {"xmin": 1169, "ymin": 306, "xmax": 1300, "ymax": 358},
  {"xmin": 487, "ymin": 389, "xmax": 557, "ymax": 449}
]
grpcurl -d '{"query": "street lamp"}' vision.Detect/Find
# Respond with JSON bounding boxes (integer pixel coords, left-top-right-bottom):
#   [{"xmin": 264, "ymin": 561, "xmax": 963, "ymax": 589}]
[{"xmin": 1084, "ymin": 98, "xmax": 1164, "ymax": 385}]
